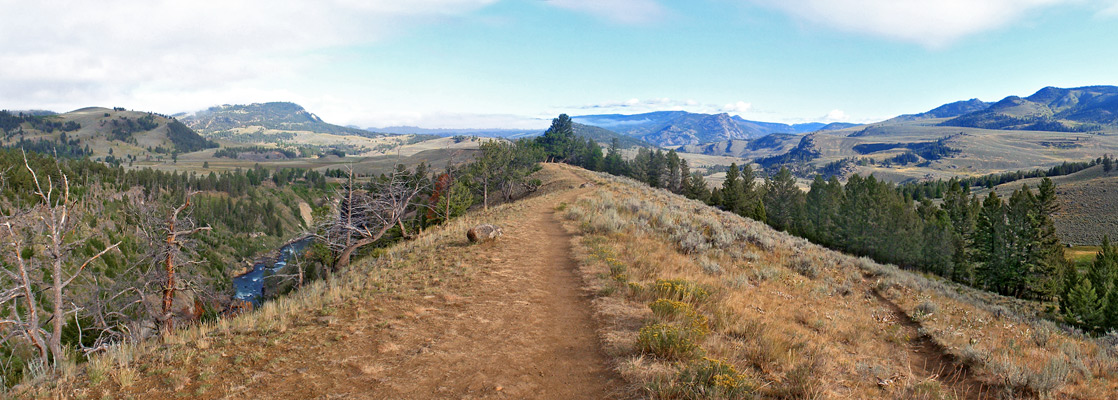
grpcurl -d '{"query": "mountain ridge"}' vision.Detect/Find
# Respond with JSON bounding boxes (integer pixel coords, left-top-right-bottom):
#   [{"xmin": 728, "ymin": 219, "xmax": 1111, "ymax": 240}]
[{"xmin": 179, "ymin": 102, "xmax": 386, "ymax": 138}]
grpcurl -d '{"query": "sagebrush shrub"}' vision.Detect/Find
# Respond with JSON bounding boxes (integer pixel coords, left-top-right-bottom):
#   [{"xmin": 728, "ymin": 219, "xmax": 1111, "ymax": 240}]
[
  {"xmin": 651, "ymin": 279, "xmax": 709, "ymax": 302},
  {"xmin": 637, "ymin": 323, "xmax": 704, "ymax": 360}
]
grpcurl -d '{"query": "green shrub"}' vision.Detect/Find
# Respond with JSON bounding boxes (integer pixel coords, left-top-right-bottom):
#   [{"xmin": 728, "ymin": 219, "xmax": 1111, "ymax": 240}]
[
  {"xmin": 651, "ymin": 279, "xmax": 709, "ymax": 302},
  {"xmin": 649, "ymin": 357, "xmax": 754, "ymax": 399},
  {"xmin": 637, "ymin": 323, "xmax": 704, "ymax": 360}
]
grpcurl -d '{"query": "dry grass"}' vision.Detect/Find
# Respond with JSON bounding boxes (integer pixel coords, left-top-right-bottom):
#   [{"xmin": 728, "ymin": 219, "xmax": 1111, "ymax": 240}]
[
  {"xmin": 562, "ymin": 169, "xmax": 1118, "ymax": 399},
  {"xmin": 11, "ymin": 164, "xmax": 588, "ymax": 399}
]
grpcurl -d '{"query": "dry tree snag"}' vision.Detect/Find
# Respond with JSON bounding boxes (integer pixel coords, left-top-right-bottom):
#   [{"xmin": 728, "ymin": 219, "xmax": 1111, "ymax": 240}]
[
  {"xmin": 0, "ymin": 153, "xmax": 120, "ymax": 367},
  {"xmin": 160, "ymin": 192, "xmax": 210, "ymax": 334},
  {"xmin": 323, "ymin": 169, "xmax": 425, "ymax": 270}
]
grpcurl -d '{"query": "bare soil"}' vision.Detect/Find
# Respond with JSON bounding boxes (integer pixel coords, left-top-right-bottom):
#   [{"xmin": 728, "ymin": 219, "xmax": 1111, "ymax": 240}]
[
  {"xmin": 195, "ymin": 183, "xmax": 620, "ymax": 399},
  {"xmin": 872, "ymin": 290, "xmax": 993, "ymax": 399}
]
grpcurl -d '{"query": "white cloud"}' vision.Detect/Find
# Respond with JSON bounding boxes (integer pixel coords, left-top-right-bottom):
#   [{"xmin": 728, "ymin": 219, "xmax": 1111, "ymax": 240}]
[
  {"xmin": 748, "ymin": 0, "xmax": 1077, "ymax": 47},
  {"xmin": 545, "ymin": 0, "xmax": 666, "ymax": 23},
  {"xmin": 722, "ymin": 101, "xmax": 753, "ymax": 113},
  {"xmin": 822, "ymin": 109, "xmax": 849, "ymax": 122},
  {"xmin": 1101, "ymin": 1, "xmax": 1118, "ymax": 15},
  {"xmin": 571, "ymin": 97, "xmax": 755, "ymax": 116},
  {"xmin": 0, "ymin": 1, "xmax": 496, "ymax": 113}
]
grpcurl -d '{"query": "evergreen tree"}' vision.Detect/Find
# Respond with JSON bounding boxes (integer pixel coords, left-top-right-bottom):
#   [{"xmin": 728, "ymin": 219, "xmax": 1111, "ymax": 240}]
[
  {"xmin": 604, "ymin": 138, "xmax": 626, "ymax": 176},
  {"xmin": 943, "ymin": 180, "xmax": 976, "ymax": 283},
  {"xmin": 537, "ymin": 114, "xmax": 575, "ymax": 162},
  {"xmin": 579, "ymin": 138, "xmax": 604, "ymax": 172},
  {"xmin": 720, "ymin": 163, "xmax": 743, "ymax": 213},
  {"xmin": 739, "ymin": 164, "xmax": 765, "ymax": 222},
  {"xmin": 763, "ymin": 167, "xmax": 803, "ymax": 233},
  {"xmin": 1089, "ymin": 236, "xmax": 1118, "ymax": 302},
  {"xmin": 975, "ymin": 192, "xmax": 1009, "ymax": 293},
  {"xmin": 1065, "ymin": 277, "xmax": 1102, "ymax": 329},
  {"xmin": 919, "ymin": 199, "xmax": 955, "ymax": 277},
  {"xmin": 1030, "ymin": 178, "xmax": 1065, "ymax": 299},
  {"xmin": 666, "ymin": 150, "xmax": 682, "ymax": 193},
  {"xmin": 684, "ymin": 172, "xmax": 709, "ymax": 203},
  {"xmin": 678, "ymin": 159, "xmax": 692, "ymax": 195},
  {"xmin": 802, "ymin": 175, "xmax": 843, "ymax": 247}
]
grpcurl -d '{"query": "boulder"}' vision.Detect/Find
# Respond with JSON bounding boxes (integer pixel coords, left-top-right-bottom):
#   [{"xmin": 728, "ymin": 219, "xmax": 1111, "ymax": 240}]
[
  {"xmin": 467, "ymin": 224, "xmax": 503, "ymax": 243},
  {"xmin": 579, "ymin": 182, "xmax": 595, "ymax": 188}
]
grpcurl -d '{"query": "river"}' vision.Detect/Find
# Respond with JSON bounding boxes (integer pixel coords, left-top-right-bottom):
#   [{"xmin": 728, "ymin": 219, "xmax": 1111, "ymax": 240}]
[{"xmin": 232, "ymin": 236, "xmax": 314, "ymax": 306}]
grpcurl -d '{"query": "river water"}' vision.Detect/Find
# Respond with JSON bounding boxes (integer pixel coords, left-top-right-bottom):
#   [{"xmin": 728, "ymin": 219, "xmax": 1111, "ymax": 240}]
[{"xmin": 232, "ymin": 237, "xmax": 313, "ymax": 306}]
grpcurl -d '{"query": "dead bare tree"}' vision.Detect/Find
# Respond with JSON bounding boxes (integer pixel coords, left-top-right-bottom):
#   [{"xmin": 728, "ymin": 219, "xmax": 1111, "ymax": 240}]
[
  {"xmin": 320, "ymin": 167, "xmax": 426, "ymax": 270},
  {"xmin": 0, "ymin": 153, "xmax": 120, "ymax": 368},
  {"xmin": 159, "ymin": 192, "xmax": 210, "ymax": 334}
]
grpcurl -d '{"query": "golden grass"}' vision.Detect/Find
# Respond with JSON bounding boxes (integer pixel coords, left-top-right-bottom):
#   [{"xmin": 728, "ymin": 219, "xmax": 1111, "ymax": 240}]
[{"xmin": 561, "ymin": 169, "xmax": 1118, "ymax": 399}]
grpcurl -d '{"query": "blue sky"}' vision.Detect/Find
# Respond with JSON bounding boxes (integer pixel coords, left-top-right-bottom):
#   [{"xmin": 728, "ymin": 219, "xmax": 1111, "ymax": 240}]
[{"xmin": 2, "ymin": 0, "xmax": 1116, "ymax": 129}]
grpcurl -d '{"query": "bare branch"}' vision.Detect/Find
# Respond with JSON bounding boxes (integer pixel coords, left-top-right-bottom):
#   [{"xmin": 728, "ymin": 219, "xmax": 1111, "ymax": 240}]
[{"xmin": 60, "ymin": 241, "xmax": 122, "ymax": 289}]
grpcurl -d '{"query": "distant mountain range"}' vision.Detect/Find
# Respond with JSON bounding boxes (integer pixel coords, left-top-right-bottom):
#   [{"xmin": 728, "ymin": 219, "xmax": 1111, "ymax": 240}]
[
  {"xmin": 572, "ymin": 111, "xmax": 857, "ymax": 147},
  {"xmin": 939, "ymin": 86, "xmax": 1118, "ymax": 132},
  {"xmin": 375, "ymin": 123, "xmax": 650, "ymax": 148},
  {"xmin": 178, "ymin": 102, "xmax": 384, "ymax": 138}
]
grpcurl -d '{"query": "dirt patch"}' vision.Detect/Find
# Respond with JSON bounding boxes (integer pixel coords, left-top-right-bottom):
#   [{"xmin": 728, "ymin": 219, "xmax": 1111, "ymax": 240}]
[
  {"xmin": 871, "ymin": 290, "xmax": 993, "ymax": 399},
  {"xmin": 298, "ymin": 201, "xmax": 313, "ymax": 227}
]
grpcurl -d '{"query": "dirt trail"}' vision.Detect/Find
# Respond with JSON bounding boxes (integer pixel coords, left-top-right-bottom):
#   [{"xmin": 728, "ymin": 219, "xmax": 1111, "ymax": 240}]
[
  {"xmin": 239, "ymin": 184, "xmax": 621, "ymax": 399},
  {"xmin": 871, "ymin": 291, "xmax": 992, "ymax": 399}
]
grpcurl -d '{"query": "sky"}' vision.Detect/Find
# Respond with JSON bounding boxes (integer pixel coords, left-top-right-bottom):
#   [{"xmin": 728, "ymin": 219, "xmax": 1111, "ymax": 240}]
[{"xmin": 1, "ymin": 0, "xmax": 1117, "ymax": 129}]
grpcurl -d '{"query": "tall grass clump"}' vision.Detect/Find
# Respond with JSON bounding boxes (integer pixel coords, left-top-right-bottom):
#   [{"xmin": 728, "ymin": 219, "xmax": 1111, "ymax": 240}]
[
  {"xmin": 649, "ymin": 357, "xmax": 754, "ymax": 399},
  {"xmin": 651, "ymin": 279, "xmax": 710, "ymax": 303},
  {"xmin": 637, "ymin": 323, "xmax": 705, "ymax": 360}
]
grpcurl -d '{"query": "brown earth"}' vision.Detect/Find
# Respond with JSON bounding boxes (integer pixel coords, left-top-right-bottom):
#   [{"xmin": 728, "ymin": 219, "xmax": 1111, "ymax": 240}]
[
  {"xmin": 233, "ymin": 187, "xmax": 619, "ymax": 398},
  {"xmin": 871, "ymin": 291, "xmax": 993, "ymax": 399},
  {"xmin": 77, "ymin": 165, "xmax": 621, "ymax": 399}
]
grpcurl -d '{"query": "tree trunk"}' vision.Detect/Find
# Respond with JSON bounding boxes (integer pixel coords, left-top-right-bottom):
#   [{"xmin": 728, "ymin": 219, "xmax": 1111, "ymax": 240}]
[
  {"xmin": 50, "ymin": 239, "xmax": 64, "ymax": 365},
  {"xmin": 483, "ymin": 181, "xmax": 489, "ymax": 211},
  {"xmin": 335, "ymin": 236, "xmax": 379, "ymax": 270}
]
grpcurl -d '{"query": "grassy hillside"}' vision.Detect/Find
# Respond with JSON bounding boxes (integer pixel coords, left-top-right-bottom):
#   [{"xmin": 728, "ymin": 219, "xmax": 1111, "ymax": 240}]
[
  {"xmin": 977, "ymin": 164, "xmax": 1118, "ymax": 245},
  {"xmin": 710, "ymin": 119, "xmax": 1118, "ymax": 184},
  {"xmin": 0, "ymin": 107, "xmax": 217, "ymax": 161},
  {"xmin": 17, "ymin": 164, "xmax": 1118, "ymax": 399},
  {"xmin": 562, "ymin": 170, "xmax": 1117, "ymax": 399},
  {"xmin": 180, "ymin": 102, "xmax": 379, "ymax": 138}
]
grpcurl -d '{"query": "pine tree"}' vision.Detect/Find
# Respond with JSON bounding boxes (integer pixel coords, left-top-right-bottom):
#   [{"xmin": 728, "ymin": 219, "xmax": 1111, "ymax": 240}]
[
  {"xmin": 721, "ymin": 163, "xmax": 743, "ymax": 213},
  {"xmin": 803, "ymin": 175, "xmax": 843, "ymax": 247},
  {"xmin": 684, "ymin": 172, "xmax": 709, "ymax": 203},
  {"xmin": 763, "ymin": 166, "xmax": 803, "ymax": 232},
  {"xmin": 1030, "ymin": 178, "xmax": 1065, "ymax": 299},
  {"xmin": 537, "ymin": 114, "xmax": 575, "ymax": 162},
  {"xmin": 975, "ymin": 192, "xmax": 1009, "ymax": 293},
  {"xmin": 666, "ymin": 150, "xmax": 682, "ymax": 193},
  {"xmin": 604, "ymin": 138, "xmax": 625, "ymax": 176},
  {"xmin": 1066, "ymin": 277, "xmax": 1102, "ymax": 329},
  {"xmin": 943, "ymin": 180, "xmax": 976, "ymax": 283},
  {"xmin": 1089, "ymin": 236, "xmax": 1118, "ymax": 302},
  {"xmin": 739, "ymin": 164, "xmax": 765, "ymax": 222}
]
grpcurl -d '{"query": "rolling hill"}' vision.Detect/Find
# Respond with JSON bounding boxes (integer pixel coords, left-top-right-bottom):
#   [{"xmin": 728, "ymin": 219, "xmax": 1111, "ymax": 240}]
[
  {"xmin": 179, "ymin": 102, "xmax": 386, "ymax": 138},
  {"xmin": 0, "ymin": 107, "xmax": 216, "ymax": 161}
]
